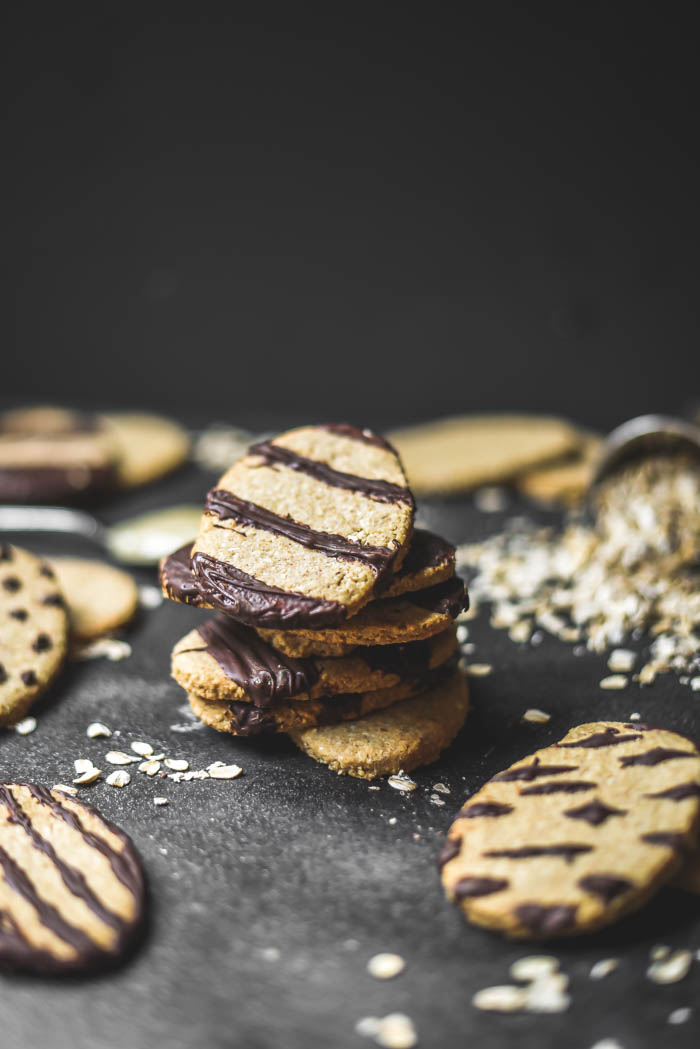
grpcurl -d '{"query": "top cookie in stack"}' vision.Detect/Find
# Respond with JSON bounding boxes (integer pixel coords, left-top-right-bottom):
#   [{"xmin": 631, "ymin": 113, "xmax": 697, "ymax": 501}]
[{"xmin": 161, "ymin": 424, "xmax": 469, "ymax": 778}]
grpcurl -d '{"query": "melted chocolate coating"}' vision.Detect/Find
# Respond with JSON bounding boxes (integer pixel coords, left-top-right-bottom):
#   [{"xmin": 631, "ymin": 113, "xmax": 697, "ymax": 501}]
[
  {"xmin": 192, "ymin": 552, "xmax": 347, "ymax": 629},
  {"xmin": 514, "ymin": 904, "xmax": 577, "ymax": 935},
  {"xmin": 249, "ymin": 440, "xmax": 414, "ymax": 506},
  {"xmin": 196, "ymin": 616, "xmax": 318, "ymax": 707},
  {"xmin": 578, "ymin": 874, "xmax": 632, "ymax": 902},
  {"xmin": 160, "ymin": 544, "xmax": 205, "ymax": 606},
  {"xmin": 205, "ymin": 489, "xmax": 397, "ymax": 581},
  {"xmin": 397, "ymin": 529, "xmax": 454, "ymax": 576},
  {"xmin": 409, "ymin": 575, "xmax": 468, "ymax": 618}
]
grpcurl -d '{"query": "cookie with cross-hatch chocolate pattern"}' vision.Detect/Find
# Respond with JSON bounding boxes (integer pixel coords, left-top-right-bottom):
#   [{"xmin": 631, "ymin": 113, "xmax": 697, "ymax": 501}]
[
  {"xmin": 172, "ymin": 616, "xmax": 457, "ymax": 705},
  {"xmin": 0, "ymin": 782, "xmax": 145, "ymax": 973},
  {"xmin": 439, "ymin": 721, "xmax": 700, "ymax": 939},
  {"xmin": 160, "ymin": 528, "xmax": 456, "ymax": 610},
  {"xmin": 190, "ymin": 424, "xmax": 415, "ymax": 630},
  {"xmin": 0, "ymin": 544, "xmax": 68, "ymax": 726}
]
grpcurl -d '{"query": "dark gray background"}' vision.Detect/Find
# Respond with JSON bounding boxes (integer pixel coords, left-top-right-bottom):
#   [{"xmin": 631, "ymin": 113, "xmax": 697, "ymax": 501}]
[{"xmin": 5, "ymin": 5, "xmax": 699, "ymax": 428}]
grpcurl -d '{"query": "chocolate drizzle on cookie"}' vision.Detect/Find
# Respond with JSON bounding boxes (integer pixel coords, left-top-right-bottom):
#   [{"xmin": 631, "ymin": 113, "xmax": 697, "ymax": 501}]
[
  {"xmin": 408, "ymin": 576, "xmax": 468, "ymax": 618},
  {"xmin": 578, "ymin": 875, "xmax": 632, "ymax": 902},
  {"xmin": 514, "ymin": 904, "xmax": 578, "ymax": 936},
  {"xmin": 563, "ymin": 800, "xmax": 626, "ymax": 826},
  {"xmin": 646, "ymin": 782, "xmax": 700, "ymax": 801},
  {"xmin": 620, "ymin": 747, "xmax": 696, "ymax": 767},
  {"xmin": 454, "ymin": 876, "xmax": 508, "ymax": 899},
  {"xmin": 557, "ymin": 727, "xmax": 642, "ymax": 748},
  {"xmin": 484, "ymin": 844, "xmax": 592, "ymax": 863},
  {"xmin": 159, "ymin": 544, "xmax": 204, "ymax": 606},
  {"xmin": 520, "ymin": 780, "xmax": 596, "ymax": 795},
  {"xmin": 492, "ymin": 759, "xmax": 578, "ymax": 783}
]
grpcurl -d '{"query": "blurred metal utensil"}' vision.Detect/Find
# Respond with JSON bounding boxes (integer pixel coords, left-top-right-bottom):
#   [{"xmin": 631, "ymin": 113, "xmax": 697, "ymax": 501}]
[{"xmin": 588, "ymin": 414, "xmax": 700, "ymax": 492}]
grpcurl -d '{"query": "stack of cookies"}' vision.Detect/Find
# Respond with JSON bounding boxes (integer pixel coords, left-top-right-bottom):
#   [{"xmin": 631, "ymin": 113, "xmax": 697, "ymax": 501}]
[{"xmin": 160, "ymin": 424, "xmax": 469, "ymax": 779}]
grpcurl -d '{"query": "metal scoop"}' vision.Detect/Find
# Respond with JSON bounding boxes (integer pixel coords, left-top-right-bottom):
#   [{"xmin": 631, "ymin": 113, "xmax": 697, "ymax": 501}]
[{"xmin": 588, "ymin": 414, "xmax": 700, "ymax": 493}]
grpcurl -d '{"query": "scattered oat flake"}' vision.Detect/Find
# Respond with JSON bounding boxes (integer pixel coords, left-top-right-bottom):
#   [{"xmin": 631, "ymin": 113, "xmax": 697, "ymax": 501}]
[
  {"xmin": 523, "ymin": 708, "xmax": 550, "ymax": 723},
  {"xmin": 367, "ymin": 953, "xmax": 405, "ymax": 980},
  {"xmin": 589, "ymin": 958, "xmax": 620, "ymax": 980},
  {"xmin": 139, "ymin": 584, "xmax": 163, "ymax": 609},
  {"xmin": 474, "ymin": 486, "xmax": 509, "ymax": 513},
  {"xmin": 647, "ymin": 949, "xmax": 693, "ymax": 984},
  {"xmin": 608, "ymin": 648, "xmax": 636, "ymax": 673},
  {"xmin": 650, "ymin": 944, "xmax": 670, "ymax": 960},
  {"xmin": 106, "ymin": 751, "xmax": 138, "ymax": 765},
  {"xmin": 74, "ymin": 758, "xmax": 94, "ymax": 774},
  {"xmin": 524, "ymin": 977, "xmax": 570, "ymax": 1013},
  {"xmin": 429, "ymin": 794, "xmax": 445, "ymax": 806},
  {"xmin": 590, "ymin": 1041, "xmax": 625, "ymax": 1049},
  {"xmin": 131, "ymin": 741, "xmax": 153, "ymax": 757},
  {"xmin": 208, "ymin": 763, "xmax": 242, "ymax": 779},
  {"xmin": 668, "ymin": 1007, "xmax": 692, "ymax": 1025},
  {"xmin": 165, "ymin": 758, "xmax": 189, "ymax": 771},
  {"xmin": 52, "ymin": 784, "xmax": 78, "ymax": 796},
  {"xmin": 510, "ymin": 956, "xmax": 559, "ymax": 981},
  {"xmin": 14, "ymin": 717, "xmax": 37, "ymax": 735},
  {"xmin": 600, "ymin": 674, "xmax": 628, "ymax": 690},
  {"xmin": 388, "ymin": 817, "xmax": 397, "ymax": 825},
  {"xmin": 387, "ymin": 772, "xmax": 417, "ymax": 792},
  {"xmin": 628, "ymin": 712, "xmax": 641, "ymax": 721},
  {"xmin": 74, "ymin": 638, "xmax": 132, "ymax": 662},
  {"xmin": 690, "ymin": 677, "xmax": 700, "ymax": 691},
  {"xmin": 73, "ymin": 767, "xmax": 102, "ymax": 785},
  {"xmin": 355, "ymin": 1013, "xmax": 417, "ymax": 1049},
  {"xmin": 139, "ymin": 760, "xmax": 161, "ymax": 776},
  {"xmin": 473, "ymin": 985, "xmax": 528, "ymax": 1012},
  {"xmin": 456, "ymin": 624, "xmax": 469, "ymax": 643},
  {"xmin": 465, "ymin": 663, "xmax": 492, "ymax": 677},
  {"xmin": 106, "ymin": 770, "xmax": 131, "ymax": 788},
  {"xmin": 153, "ymin": 796, "xmax": 169, "ymax": 806},
  {"xmin": 432, "ymin": 782, "xmax": 450, "ymax": 794},
  {"xmin": 86, "ymin": 722, "xmax": 112, "ymax": 738}
]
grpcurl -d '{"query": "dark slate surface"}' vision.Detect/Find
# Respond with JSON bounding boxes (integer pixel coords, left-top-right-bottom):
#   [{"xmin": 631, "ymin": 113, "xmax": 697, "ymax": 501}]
[{"xmin": 1, "ymin": 463, "xmax": 699, "ymax": 1049}]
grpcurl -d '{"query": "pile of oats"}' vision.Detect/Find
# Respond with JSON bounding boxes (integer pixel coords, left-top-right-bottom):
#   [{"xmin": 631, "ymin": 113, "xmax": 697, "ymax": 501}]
[{"xmin": 458, "ymin": 456, "xmax": 700, "ymax": 687}]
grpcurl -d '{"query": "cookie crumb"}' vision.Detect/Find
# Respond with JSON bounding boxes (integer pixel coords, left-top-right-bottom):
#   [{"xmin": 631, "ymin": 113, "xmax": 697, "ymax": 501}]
[
  {"xmin": 522, "ymin": 708, "xmax": 550, "ymax": 723},
  {"xmin": 387, "ymin": 772, "xmax": 417, "ymax": 793},
  {"xmin": 429, "ymin": 794, "xmax": 445, "ymax": 806},
  {"xmin": 14, "ymin": 716, "xmax": 37, "ymax": 735},
  {"xmin": 388, "ymin": 817, "xmax": 397, "ymax": 825},
  {"xmin": 432, "ymin": 782, "xmax": 450, "ymax": 794},
  {"xmin": 608, "ymin": 649, "xmax": 636, "ymax": 673},
  {"xmin": 690, "ymin": 677, "xmax": 700, "ymax": 692},
  {"xmin": 647, "ymin": 949, "xmax": 693, "ymax": 984},
  {"xmin": 668, "ymin": 1007, "xmax": 692, "ymax": 1025},
  {"xmin": 106, "ymin": 770, "xmax": 131, "ymax": 788},
  {"xmin": 74, "ymin": 637, "xmax": 132, "ymax": 662},
  {"xmin": 367, "ymin": 953, "xmax": 405, "ymax": 980},
  {"xmin": 589, "ymin": 958, "xmax": 619, "ymax": 980},
  {"xmin": 86, "ymin": 722, "xmax": 112, "ymax": 738},
  {"xmin": 600, "ymin": 674, "xmax": 628, "ymax": 690}
]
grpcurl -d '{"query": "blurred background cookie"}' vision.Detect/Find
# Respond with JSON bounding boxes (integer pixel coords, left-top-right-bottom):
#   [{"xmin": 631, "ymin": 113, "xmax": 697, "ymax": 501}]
[
  {"xmin": 101, "ymin": 412, "xmax": 190, "ymax": 488},
  {"xmin": 48, "ymin": 557, "xmax": 139, "ymax": 642}
]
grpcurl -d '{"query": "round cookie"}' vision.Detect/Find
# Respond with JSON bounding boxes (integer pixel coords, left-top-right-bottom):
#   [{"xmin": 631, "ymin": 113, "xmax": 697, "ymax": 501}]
[
  {"xmin": 259, "ymin": 575, "xmax": 467, "ymax": 658},
  {"xmin": 48, "ymin": 558, "xmax": 139, "ymax": 642},
  {"xmin": 172, "ymin": 616, "xmax": 457, "ymax": 704},
  {"xmin": 101, "ymin": 412, "xmax": 190, "ymax": 488},
  {"xmin": 191, "ymin": 424, "xmax": 415, "ymax": 630},
  {"xmin": 160, "ymin": 528, "xmax": 455, "ymax": 609},
  {"xmin": 187, "ymin": 664, "xmax": 454, "ymax": 736},
  {"xmin": 289, "ymin": 668, "xmax": 469, "ymax": 779},
  {"xmin": 0, "ymin": 782, "xmax": 145, "ymax": 973},
  {"xmin": 0, "ymin": 406, "xmax": 117, "ymax": 504},
  {"xmin": 516, "ymin": 434, "xmax": 602, "ymax": 505},
  {"xmin": 439, "ymin": 722, "xmax": 700, "ymax": 939},
  {"xmin": 387, "ymin": 414, "xmax": 583, "ymax": 495},
  {"xmin": 0, "ymin": 544, "xmax": 68, "ymax": 726}
]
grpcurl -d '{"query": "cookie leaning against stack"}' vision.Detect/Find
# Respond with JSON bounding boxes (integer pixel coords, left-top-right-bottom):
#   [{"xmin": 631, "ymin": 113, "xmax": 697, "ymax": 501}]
[{"xmin": 160, "ymin": 424, "xmax": 470, "ymax": 778}]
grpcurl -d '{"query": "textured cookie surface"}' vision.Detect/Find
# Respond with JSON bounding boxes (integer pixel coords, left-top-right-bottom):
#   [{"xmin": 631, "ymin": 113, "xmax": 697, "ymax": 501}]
[
  {"xmin": 48, "ymin": 558, "xmax": 139, "ymax": 642},
  {"xmin": 0, "ymin": 782, "xmax": 145, "ymax": 973},
  {"xmin": 439, "ymin": 722, "xmax": 700, "ymax": 939},
  {"xmin": 172, "ymin": 616, "xmax": 457, "ymax": 704},
  {"xmin": 187, "ymin": 664, "xmax": 452, "ymax": 736},
  {"xmin": 191, "ymin": 425, "xmax": 415, "ymax": 629},
  {"xmin": 0, "ymin": 544, "xmax": 68, "ymax": 726},
  {"xmin": 102, "ymin": 412, "xmax": 190, "ymax": 488},
  {"xmin": 160, "ymin": 528, "xmax": 454, "ymax": 609},
  {"xmin": 260, "ymin": 575, "xmax": 467, "ymax": 658},
  {"xmin": 388, "ymin": 414, "xmax": 582, "ymax": 494},
  {"xmin": 289, "ymin": 669, "xmax": 468, "ymax": 779},
  {"xmin": 0, "ymin": 407, "xmax": 117, "ymax": 504}
]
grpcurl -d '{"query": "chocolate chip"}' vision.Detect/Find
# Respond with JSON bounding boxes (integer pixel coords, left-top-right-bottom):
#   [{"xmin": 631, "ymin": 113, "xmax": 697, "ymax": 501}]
[
  {"xmin": 2, "ymin": 577, "xmax": 22, "ymax": 592},
  {"xmin": 0, "ymin": 544, "xmax": 12, "ymax": 561},
  {"xmin": 459, "ymin": 802, "xmax": 514, "ymax": 818},
  {"xmin": 39, "ymin": 565, "xmax": 55, "ymax": 579},
  {"xmin": 21, "ymin": 670, "xmax": 38, "ymax": 686},
  {"xmin": 32, "ymin": 633, "xmax": 52, "ymax": 653},
  {"xmin": 579, "ymin": 875, "xmax": 632, "ymax": 902},
  {"xmin": 514, "ymin": 904, "xmax": 577, "ymax": 935},
  {"xmin": 0, "ymin": 663, "xmax": 7, "ymax": 684},
  {"xmin": 620, "ymin": 748, "xmax": 696, "ymax": 767},
  {"xmin": 564, "ymin": 800, "xmax": 626, "ymax": 826},
  {"xmin": 454, "ymin": 876, "xmax": 508, "ymax": 899},
  {"xmin": 43, "ymin": 594, "xmax": 65, "ymax": 608},
  {"xmin": 436, "ymin": 837, "xmax": 461, "ymax": 869},
  {"xmin": 9, "ymin": 609, "xmax": 28, "ymax": 621}
]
